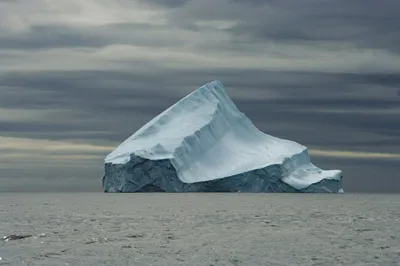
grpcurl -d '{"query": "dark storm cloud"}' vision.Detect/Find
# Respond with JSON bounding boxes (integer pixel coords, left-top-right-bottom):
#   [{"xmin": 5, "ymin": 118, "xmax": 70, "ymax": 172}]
[
  {"xmin": 0, "ymin": 25, "xmax": 106, "ymax": 50},
  {"xmin": 237, "ymin": 99, "xmax": 400, "ymax": 146},
  {"xmin": 138, "ymin": 0, "xmax": 189, "ymax": 8},
  {"xmin": 0, "ymin": 23, "xmax": 184, "ymax": 50},
  {"xmin": 167, "ymin": 0, "xmax": 400, "ymax": 54},
  {"xmin": 240, "ymin": 0, "xmax": 400, "ymax": 53}
]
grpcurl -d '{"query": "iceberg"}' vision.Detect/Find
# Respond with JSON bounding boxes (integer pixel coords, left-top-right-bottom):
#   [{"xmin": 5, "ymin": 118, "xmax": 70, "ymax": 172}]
[{"xmin": 102, "ymin": 81, "xmax": 343, "ymax": 193}]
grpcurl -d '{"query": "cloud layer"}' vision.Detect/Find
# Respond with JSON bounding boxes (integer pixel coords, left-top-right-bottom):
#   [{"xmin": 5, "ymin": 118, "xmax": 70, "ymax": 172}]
[{"xmin": 1, "ymin": 0, "xmax": 399, "ymax": 192}]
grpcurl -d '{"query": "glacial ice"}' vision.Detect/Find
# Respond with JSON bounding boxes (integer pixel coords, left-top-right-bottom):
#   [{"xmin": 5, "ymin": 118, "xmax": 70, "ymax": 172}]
[{"xmin": 103, "ymin": 80, "xmax": 343, "ymax": 193}]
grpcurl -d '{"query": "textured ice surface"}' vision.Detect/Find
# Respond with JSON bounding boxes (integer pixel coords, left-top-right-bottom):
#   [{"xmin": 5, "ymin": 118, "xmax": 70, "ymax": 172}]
[{"xmin": 103, "ymin": 81, "xmax": 343, "ymax": 193}]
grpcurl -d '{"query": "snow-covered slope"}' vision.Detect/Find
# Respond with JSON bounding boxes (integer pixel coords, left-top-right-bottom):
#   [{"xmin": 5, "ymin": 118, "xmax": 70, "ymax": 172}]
[{"xmin": 104, "ymin": 80, "xmax": 342, "ymax": 191}]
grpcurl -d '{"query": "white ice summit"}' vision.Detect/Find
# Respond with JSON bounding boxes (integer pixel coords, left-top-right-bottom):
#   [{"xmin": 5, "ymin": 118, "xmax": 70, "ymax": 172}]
[{"xmin": 103, "ymin": 81, "xmax": 343, "ymax": 193}]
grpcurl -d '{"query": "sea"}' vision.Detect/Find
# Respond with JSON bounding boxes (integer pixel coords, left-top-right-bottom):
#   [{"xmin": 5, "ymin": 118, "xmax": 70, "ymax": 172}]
[{"xmin": 1, "ymin": 193, "xmax": 399, "ymax": 266}]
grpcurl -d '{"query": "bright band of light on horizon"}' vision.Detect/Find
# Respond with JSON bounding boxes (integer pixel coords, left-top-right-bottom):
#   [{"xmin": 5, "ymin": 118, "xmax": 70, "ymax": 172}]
[{"xmin": 1, "ymin": 137, "xmax": 399, "ymax": 161}]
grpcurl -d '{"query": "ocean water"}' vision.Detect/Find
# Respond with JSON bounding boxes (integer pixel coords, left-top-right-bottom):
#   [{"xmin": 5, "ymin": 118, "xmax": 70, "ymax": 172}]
[{"xmin": 1, "ymin": 193, "xmax": 399, "ymax": 266}]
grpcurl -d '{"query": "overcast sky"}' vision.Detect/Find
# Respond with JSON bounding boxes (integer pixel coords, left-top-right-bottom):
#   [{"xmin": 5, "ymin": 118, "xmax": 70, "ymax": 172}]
[{"xmin": 1, "ymin": 0, "xmax": 399, "ymax": 192}]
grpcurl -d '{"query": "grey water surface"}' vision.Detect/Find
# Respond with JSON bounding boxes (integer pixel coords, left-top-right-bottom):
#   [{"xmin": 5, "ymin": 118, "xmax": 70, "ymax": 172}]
[{"xmin": 0, "ymin": 193, "xmax": 399, "ymax": 266}]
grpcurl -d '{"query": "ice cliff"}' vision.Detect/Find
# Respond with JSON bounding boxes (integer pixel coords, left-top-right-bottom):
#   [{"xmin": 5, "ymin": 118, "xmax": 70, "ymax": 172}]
[{"xmin": 103, "ymin": 80, "xmax": 343, "ymax": 193}]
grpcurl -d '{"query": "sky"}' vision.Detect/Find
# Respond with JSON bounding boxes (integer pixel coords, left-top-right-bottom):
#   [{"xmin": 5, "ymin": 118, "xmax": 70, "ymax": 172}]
[{"xmin": 0, "ymin": 0, "xmax": 399, "ymax": 192}]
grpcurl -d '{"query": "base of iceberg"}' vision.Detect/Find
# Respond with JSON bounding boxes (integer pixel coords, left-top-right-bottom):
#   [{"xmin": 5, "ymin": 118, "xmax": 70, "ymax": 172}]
[
  {"xmin": 103, "ymin": 153, "xmax": 342, "ymax": 193},
  {"xmin": 102, "ymin": 80, "xmax": 343, "ymax": 193}
]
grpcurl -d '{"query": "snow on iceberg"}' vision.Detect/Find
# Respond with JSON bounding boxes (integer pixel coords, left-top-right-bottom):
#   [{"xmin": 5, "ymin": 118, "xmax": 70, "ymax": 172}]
[{"xmin": 102, "ymin": 80, "xmax": 343, "ymax": 193}]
